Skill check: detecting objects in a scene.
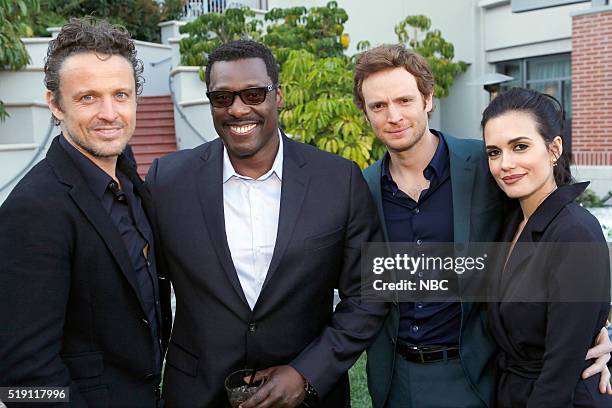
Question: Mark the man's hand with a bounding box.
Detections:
[240,365,306,408]
[582,325,612,394]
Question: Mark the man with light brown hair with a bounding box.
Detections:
[354,43,612,408]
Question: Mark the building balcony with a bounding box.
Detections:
[180,0,268,20]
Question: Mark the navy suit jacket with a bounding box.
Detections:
[146,133,388,407]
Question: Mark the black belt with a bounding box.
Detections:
[396,342,460,364]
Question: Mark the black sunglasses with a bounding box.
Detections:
[206,84,277,108]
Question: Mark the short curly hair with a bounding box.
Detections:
[44,17,144,109]
[204,40,279,89]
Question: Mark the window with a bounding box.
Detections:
[497,54,572,152]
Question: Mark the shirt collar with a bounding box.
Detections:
[222,129,283,183]
[381,129,449,182]
[59,133,114,199]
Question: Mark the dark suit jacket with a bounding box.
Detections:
[0,136,172,407]
[488,182,611,408]
[146,133,387,407]
[363,133,505,408]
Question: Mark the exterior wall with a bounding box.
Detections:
[160,20,187,45]
[169,66,218,149]
[0,44,59,204]
[481,0,582,65]
[482,1,588,57]
[573,165,612,196]
[571,8,612,166]
[134,40,173,96]
[0,142,53,204]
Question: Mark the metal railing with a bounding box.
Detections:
[0,117,55,193]
[181,0,227,19]
[180,0,267,19]
[168,68,209,144]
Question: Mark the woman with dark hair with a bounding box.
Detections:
[482,87,612,407]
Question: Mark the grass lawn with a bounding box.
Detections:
[349,352,372,408]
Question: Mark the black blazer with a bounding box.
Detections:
[488,182,611,407]
[146,133,388,407]
[0,136,172,407]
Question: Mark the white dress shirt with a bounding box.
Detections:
[222,132,283,309]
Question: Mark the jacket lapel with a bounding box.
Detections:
[196,140,249,305]
[497,182,589,299]
[446,138,477,244]
[500,240,536,300]
[262,135,309,290]
[69,184,148,311]
[499,211,536,300]
[444,135,480,319]
[363,158,389,241]
[46,137,148,315]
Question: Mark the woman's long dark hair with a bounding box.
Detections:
[481,87,573,186]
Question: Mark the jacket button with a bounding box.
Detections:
[144,373,155,380]
[248,323,256,332]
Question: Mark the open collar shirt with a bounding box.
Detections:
[222,130,283,310]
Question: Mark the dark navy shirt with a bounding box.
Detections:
[60,135,162,368]
[381,130,461,345]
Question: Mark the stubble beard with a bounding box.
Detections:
[388,120,428,154]
[63,125,129,159]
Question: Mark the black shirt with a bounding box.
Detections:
[59,135,162,368]
[381,130,461,345]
